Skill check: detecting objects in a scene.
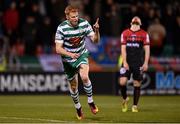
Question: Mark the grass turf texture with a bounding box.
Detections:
[0,95,180,123]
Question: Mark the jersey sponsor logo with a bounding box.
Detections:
[69,37,82,47]
[126,43,140,47]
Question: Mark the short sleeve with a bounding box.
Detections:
[144,33,150,45]
[121,33,126,45]
[85,21,95,37]
[55,26,64,42]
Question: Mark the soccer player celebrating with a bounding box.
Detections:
[119,16,150,112]
[55,5,100,120]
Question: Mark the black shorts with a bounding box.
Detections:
[119,65,143,81]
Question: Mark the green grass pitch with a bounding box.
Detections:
[0,95,180,123]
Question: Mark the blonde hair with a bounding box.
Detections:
[131,16,142,25]
[64,5,79,15]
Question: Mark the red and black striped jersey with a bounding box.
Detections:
[121,28,150,66]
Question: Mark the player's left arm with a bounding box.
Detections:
[89,18,100,43]
[141,34,150,71]
[143,45,150,70]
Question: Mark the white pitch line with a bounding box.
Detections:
[0,116,67,123]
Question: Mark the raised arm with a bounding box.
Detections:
[90,18,100,43]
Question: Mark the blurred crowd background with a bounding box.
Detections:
[0,0,180,72]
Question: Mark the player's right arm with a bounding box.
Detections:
[85,18,100,44]
[121,45,129,70]
[121,32,129,70]
[92,18,100,43]
[55,42,79,59]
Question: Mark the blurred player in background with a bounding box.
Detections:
[55,5,100,120]
[119,16,150,112]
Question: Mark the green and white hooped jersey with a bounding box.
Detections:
[55,18,94,63]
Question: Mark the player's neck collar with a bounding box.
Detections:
[67,20,79,28]
[129,28,141,32]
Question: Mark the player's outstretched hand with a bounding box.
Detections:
[93,18,99,32]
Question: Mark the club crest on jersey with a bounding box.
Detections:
[132,36,135,41]
[79,28,84,34]
[120,67,126,74]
